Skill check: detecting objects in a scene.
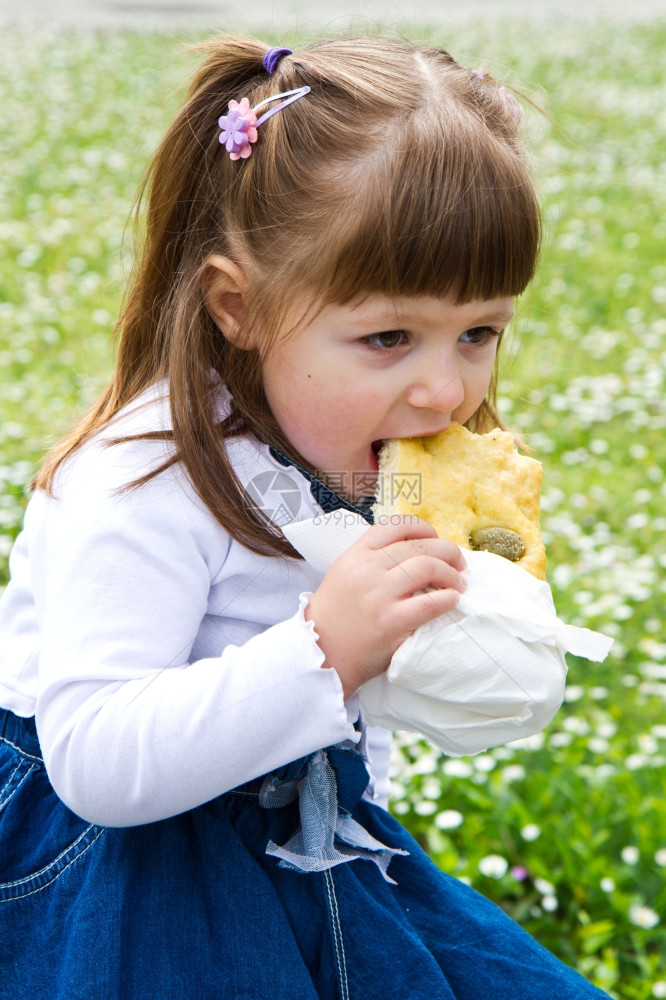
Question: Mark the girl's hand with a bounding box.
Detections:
[304,518,466,699]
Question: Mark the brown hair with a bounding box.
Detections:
[35,33,541,557]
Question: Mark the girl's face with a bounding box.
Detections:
[261,293,514,501]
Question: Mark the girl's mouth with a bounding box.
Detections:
[370,440,384,470]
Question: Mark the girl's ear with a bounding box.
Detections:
[203,254,256,348]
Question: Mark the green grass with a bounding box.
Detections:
[1,18,665,998]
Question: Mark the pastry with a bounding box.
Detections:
[375,423,546,579]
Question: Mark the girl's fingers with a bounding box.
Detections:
[362,517,440,549]
[356,517,467,574]
[379,536,466,573]
[384,554,467,599]
[392,587,462,631]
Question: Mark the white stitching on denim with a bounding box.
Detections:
[1,823,103,889]
[0,757,23,800]
[1,823,100,887]
[324,868,350,1000]
[0,826,105,902]
[0,759,37,811]
[0,735,43,763]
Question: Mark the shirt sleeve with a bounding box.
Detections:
[30,440,358,827]
[363,725,393,809]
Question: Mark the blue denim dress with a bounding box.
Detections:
[0,707,610,1000]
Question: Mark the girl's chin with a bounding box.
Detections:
[319,450,379,502]
[348,447,380,501]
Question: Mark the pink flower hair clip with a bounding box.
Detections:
[499,86,522,122]
[470,69,521,122]
[218,85,311,161]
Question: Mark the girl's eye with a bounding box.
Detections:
[459,326,501,346]
[364,330,407,350]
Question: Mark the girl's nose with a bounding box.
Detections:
[406,361,465,413]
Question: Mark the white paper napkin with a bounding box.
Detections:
[283,514,613,755]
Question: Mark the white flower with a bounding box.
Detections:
[621,846,640,865]
[595,764,616,781]
[638,734,659,755]
[550,733,572,748]
[410,754,438,775]
[655,849,666,867]
[534,877,556,896]
[435,810,464,830]
[422,779,442,800]
[542,894,558,912]
[521,824,541,842]
[629,904,660,929]
[443,759,473,778]
[652,981,666,998]
[563,716,590,735]
[501,765,526,783]
[600,877,615,893]
[478,854,509,879]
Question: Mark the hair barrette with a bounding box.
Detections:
[499,86,522,121]
[471,69,521,122]
[218,85,311,160]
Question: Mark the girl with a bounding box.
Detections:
[0,34,609,999]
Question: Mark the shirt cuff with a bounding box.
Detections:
[297,592,361,731]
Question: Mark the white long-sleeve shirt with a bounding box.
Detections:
[0,385,386,825]
[0,382,566,829]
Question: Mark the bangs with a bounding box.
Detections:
[308,117,541,308]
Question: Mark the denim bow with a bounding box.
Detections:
[259,744,408,884]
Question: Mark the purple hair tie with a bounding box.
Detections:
[263,47,292,75]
